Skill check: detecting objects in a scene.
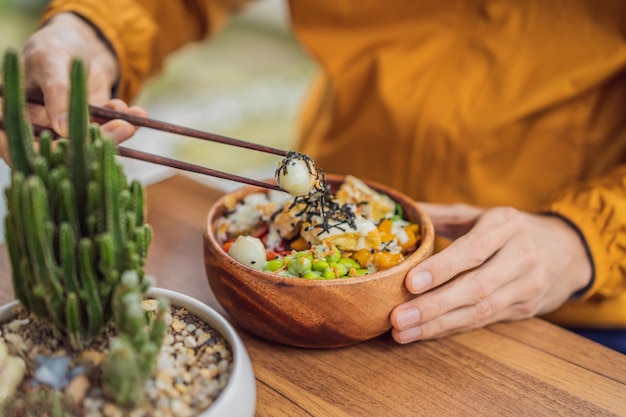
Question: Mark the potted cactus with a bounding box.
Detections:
[0,47,167,409]
[0,49,256,416]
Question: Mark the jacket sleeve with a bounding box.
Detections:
[543,163,626,326]
[41,0,252,102]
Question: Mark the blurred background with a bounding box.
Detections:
[0,0,317,242]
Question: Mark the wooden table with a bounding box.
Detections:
[1,175,625,416]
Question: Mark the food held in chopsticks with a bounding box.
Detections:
[218,174,422,279]
[275,151,321,196]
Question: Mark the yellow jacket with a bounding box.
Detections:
[42,0,626,328]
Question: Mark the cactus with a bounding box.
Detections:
[2,48,167,408]
[103,271,168,408]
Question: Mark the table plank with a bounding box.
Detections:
[143,175,226,313]
[453,328,624,415]
[242,329,625,417]
[1,174,624,417]
[489,319,626,384]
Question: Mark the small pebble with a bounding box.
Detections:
[141,299,160,312]
[103,401,123,417]
[3,333,26,352]
[197,332,211,346]
[171,318,186,332]
[34,355,71,389]
[183,336,197,349]
[129,409,147,417]
[65,373,90,405]
[79,349,105,366]
[6,318,29,332]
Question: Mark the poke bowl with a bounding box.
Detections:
[203,173,435,348]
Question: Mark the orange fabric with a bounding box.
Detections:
[41,0,626,328]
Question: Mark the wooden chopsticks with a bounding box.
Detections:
[0,87,286,192]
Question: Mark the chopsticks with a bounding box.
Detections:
[0,87,286,192]
[0,117,284,191]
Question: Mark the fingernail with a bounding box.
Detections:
[397,326,422,343]
[101,123,131,144]
[395,307,421,329]
[409,270,432,293]
[56,113,68,137]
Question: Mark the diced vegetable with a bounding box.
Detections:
[372,252,404,270]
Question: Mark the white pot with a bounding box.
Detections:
[0,287,257,417]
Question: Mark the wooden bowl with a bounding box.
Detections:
[203,175,435,348]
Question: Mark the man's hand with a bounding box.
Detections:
[390,203,592,343]
[22,12,120,137]
[0,13,147,164]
